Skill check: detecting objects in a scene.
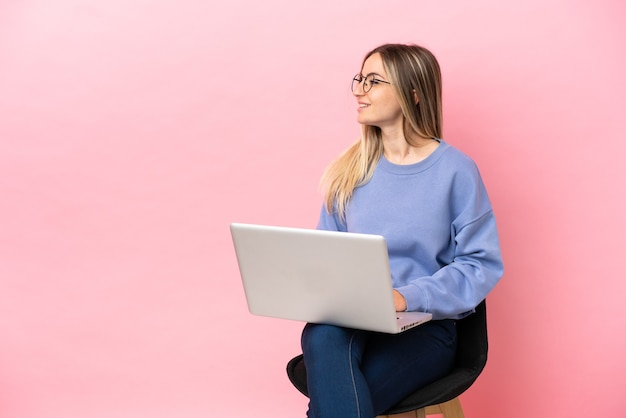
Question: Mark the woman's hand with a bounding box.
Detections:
[393,290,407,312]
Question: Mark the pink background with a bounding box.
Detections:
[1,1,625,417]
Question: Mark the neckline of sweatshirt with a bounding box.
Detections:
[377,139,449,175]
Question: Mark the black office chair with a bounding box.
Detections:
[286,300,488,418]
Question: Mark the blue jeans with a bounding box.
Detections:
[300,320,457,418]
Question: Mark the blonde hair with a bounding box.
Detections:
[321,44,444,222]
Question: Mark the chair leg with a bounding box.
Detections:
[376,411,421,418]
[377,397,464,418]
[437,397,465,418]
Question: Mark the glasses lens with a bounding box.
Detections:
[362,75,373,93]
[351,75,359,92]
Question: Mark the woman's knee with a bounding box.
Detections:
[301,323,361,356]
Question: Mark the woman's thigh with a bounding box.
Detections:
[361,320,457,414]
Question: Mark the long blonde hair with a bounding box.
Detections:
[321,44,444,222]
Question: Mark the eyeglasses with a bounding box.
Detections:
[351,73,391,93]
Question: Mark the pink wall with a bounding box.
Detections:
[1,1,625,417]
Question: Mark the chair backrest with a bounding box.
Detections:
[454,299,488,372]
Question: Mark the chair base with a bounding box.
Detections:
[376,397,465,418]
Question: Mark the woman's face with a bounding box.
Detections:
[353,53,403,132]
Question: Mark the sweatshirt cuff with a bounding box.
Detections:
[395,284,429,313]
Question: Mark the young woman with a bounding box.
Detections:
[300,44,504,418]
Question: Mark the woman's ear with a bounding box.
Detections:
[413,89,419,105]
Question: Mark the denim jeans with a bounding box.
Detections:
[300,320,457,418]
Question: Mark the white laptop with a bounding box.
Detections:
[230,223,432,334]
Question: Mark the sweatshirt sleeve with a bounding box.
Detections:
[317,204,347,232]
[397,210,503,319]
[396,165,504,320]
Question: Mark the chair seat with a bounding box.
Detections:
[286,300,488,416]
[287,354,481,415]
[383,366,478,414]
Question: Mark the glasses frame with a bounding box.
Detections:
[351,73,391,93]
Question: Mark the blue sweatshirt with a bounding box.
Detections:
[317,140,503,320]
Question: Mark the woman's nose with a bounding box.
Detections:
[352,82,365,96]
